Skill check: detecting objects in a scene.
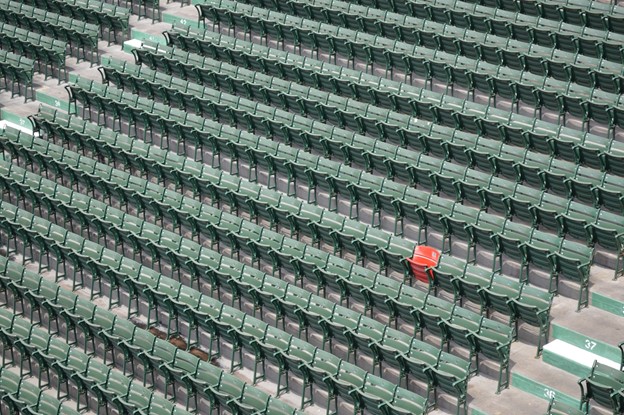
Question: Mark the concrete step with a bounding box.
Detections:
[588,264,624,318]
[550,297,623,362]
[542,339,619,378]
[591,291,624,318]
[510,342,611,415]
[551,323,622,364]
[465,373,545,415]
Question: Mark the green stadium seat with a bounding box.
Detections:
[579,361,624,414]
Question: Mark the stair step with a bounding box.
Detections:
[511,371,580,409]
[130,29,167,45]
[591,291,624,319]
[542,339,619,378]
[551,323,622,364]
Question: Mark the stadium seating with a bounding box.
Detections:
[57,78,598,305]
[0,199,435,414]
[0,0,100,64]
[0,366,82,415]
[236,0,624,95]
[401,0,624,62]
[578,360,624,415]
[12,117,555,356]
[0,255,302,415]
[19,0,130,45]
[0,22,67,82]
[97,59,624,259]
[189,0,624,129]
[457,0,624,35]
[0,124,520,394]
[0,50,34,102]
[138,34,624,171]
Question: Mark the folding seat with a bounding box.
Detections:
[235,385,272,415]
[501,185,536,225]
[259,329,293,397]
[579,361,624,414]
[300,353,337,415]
[549,242,592,310]
[299,294,332,344]
[223,317,262,385]
[280,342,316,409]
[285,204,321,243]
[331,361,365,412]
[452,265,492,313]
[212,367,246,409]
[306,212,343,254]
[350,319,389,374]
[25,373,83,415]
[0,366,28,412]
[325,168,363,216]
[257,277,291,328]
[443,304,479,355]
[414,294,452,345]
[356,375,397,415]
[428,351,471,415]
[440,209,473,256]
[507,282,552,354]
[265,237,303,281]
[464,212,505,266]
[426,258,464,301]
[473,318,512,393]
[252,192,289,231]
[278,286,310,336]
[479,273,520,321]
[316,306,355,359]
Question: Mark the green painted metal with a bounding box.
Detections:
[542,347,594,378]
[591,292,624,319]
[551,324,621,363]
[511,373,580,408]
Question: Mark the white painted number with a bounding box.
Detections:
[54,99,61,108]
[585,340,597,350]
[19,119,25,126]
[180,19,187,25]
[543,388,556,400]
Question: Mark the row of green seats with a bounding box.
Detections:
[0,150,473,387]
[0,128,516,393]
[98,57,624,254]
[148,33,624,176]
[0,257,302,415]
[389,0,624,63]
[0,304,198,414]
[120,0,161,22]
[39,96,420,278]
[578,360,624,414]
[22,116,556,351]
[0,21,67,82]
[31,106,597,304]
[19,0,129,45]
[60,77,596,291]
[430,255,553,356]
[0,200,438,415]
[0,0,99,65]
[459,0,624,34]
[189,0,624,128]
[234,0,624,94]
[0,49,34,103]
[0,366,81,415]
[132,43,624,217]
